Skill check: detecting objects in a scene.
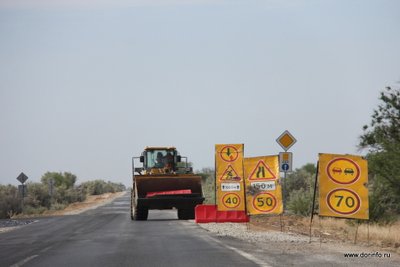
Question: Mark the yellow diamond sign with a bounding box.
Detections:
[276,130,297,151]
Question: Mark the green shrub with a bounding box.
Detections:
[0,185,21,219]
[287,188,313,216]
[196,168,215,204]
[80,180,126,196]
[22,205,47,215]
[49,203,67,211]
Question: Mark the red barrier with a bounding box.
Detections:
[195,205,249,223]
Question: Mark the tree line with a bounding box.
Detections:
[0,172,126,219]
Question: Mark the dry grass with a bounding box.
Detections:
[312,217,400,248]
[250,215,400,254]
[12,192,125,218]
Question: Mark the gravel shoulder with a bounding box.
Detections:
[198,222,400,266]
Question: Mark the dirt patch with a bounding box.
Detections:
[1,192,126,234]
[10,191,126,219]
[44,191,126,216]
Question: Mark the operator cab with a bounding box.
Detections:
[139,147,181,174]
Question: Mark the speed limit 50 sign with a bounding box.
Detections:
[244,155,283,215]
[318,154,368,220]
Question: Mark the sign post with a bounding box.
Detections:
[276,130,297,211]
[16,172,28,210]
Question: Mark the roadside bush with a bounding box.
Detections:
[24,182,51,209]
[49,203,67,211]
[287,188,312,216]
[368,174,398,224]
[0,185,21,219]
[81,180,126,196]
[196,168,215,204]
[1,171,125,217]
[53,187,86,205]
[41,172,76,189]
[22,205,47,215]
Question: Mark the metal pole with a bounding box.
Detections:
[309,162,319,243]
[283,171,287,212]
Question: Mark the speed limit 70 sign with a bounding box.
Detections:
[318,154,368,220]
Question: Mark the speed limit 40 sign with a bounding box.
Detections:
[318,154,368,220]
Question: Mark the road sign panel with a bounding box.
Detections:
[326,158,360,184]
[250,181,275,191]
[244,156,283,215]
[18,184,27,198]
[318,153,368,220]
[248,160,276,180]
[276,130,297,151]
[252,192,278,213]
[219,165,242,181]
[222,192,241,209]
[221,183,241,191]
[219,146,239,162]
[215,144,245,211]
[17,172,28,184]
[326,188,361,215]
[279,152,293,172]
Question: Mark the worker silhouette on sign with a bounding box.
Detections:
[220,165,241,181]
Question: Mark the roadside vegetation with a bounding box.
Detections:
[0,172,125,219]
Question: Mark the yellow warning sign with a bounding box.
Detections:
[215,144,245,211]
[244,156,283,215]
[248,160,276,180]
[319,153,368,220]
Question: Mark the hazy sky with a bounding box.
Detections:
[1,0,399,187]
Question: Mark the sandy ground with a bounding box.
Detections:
[42,191,126,216]
[0,191,126,234]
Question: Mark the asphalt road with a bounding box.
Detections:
[0,193,262,267]
[2,193,399,267]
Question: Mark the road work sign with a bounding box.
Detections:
[318,153,369,220]
[244,155,283,215]
[216,144,245,211]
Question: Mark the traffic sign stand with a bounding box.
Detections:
[309,161,319,243]
[16,172,29,211]
[276,131,296,213]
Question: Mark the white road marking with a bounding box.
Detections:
[10,255,38,267]
[199,232,272,267]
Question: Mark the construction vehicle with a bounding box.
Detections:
[131,147,204,220]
